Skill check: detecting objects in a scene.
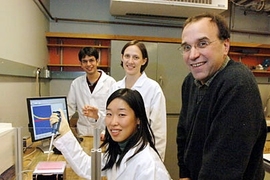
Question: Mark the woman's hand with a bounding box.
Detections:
[83,105,99,120]
[50,109,71,136]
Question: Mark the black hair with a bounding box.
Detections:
[120,40,149,73]
[78,47,99,62]
[100,88,159,170]
[183,12,230,40]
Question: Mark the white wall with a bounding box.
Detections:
[0,0,49,136]
[0,0,49,67]
[47,3,270,179]
[1,1,270,179]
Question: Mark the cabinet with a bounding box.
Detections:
[46,33,111,74]
[229,42,270,77]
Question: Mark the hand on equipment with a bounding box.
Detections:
[83,105,99,120]
[50,109,70,136]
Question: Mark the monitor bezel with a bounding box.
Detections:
[26,96,69,143]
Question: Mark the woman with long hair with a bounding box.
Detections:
[50,88,171,179]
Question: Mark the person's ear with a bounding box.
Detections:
[223,38,230,55]
[136,118,140,125]
[142,58,147,65]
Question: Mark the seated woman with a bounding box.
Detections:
[50,88,171,180]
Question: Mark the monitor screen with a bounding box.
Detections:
[26,96,69,153]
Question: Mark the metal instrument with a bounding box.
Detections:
[47,111,61,161]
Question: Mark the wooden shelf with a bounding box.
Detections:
[47,44,110,48]
[45,32,181,43]
[47,64,109,68]
[229,52,270,57]
[46,34,111,73]
[229,43,270,77]
[45,32,270,77]
[230,42,270,49]
[45,32,184,76]
[251,70,270,77]
[252,70,270,73]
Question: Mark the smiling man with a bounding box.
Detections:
[177,13,267,180]
[67,47,116,137]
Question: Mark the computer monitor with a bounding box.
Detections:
[26,96,69,153]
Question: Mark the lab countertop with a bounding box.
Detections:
[22,136,106,180]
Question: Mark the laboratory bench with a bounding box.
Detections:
[22,136,106,180]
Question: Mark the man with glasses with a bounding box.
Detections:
[67,47,116,138]
[177,13,267,180]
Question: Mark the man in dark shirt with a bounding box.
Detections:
[177,13,267,180]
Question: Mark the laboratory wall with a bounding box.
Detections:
[2,0,270,179]
[47,0,270,102]
[49,0,270,42]
[47,1,270,180]
[0,0,49,135]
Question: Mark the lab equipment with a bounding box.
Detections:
[47,111,61,160]
[26,96,69,153]
[91,127,101,180]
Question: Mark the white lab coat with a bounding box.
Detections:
[110,72,167,161]
[54,131,171,180]
[67,70,116,136]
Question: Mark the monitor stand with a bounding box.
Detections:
[36,139,53,154]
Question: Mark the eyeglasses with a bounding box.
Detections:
[178,39,218,54]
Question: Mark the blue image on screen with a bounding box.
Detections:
[33,105,52,135]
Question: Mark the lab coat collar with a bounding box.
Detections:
[82,69,108,93]
[112,143,142,178]
[120,72,148,89]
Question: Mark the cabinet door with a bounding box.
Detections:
[110,40,158,81]
[157,43,189,114]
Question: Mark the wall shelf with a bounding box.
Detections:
[45,32,182,77]
[251,70,270,77]
[46,32,270,77]
[47,44,110,49]
[46,34,111,73]
[229,42,270,76]
[229,52,270,57]
[47,64,109,67]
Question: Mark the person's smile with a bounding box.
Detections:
[190,61,206,68]
[109,128,122,137]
